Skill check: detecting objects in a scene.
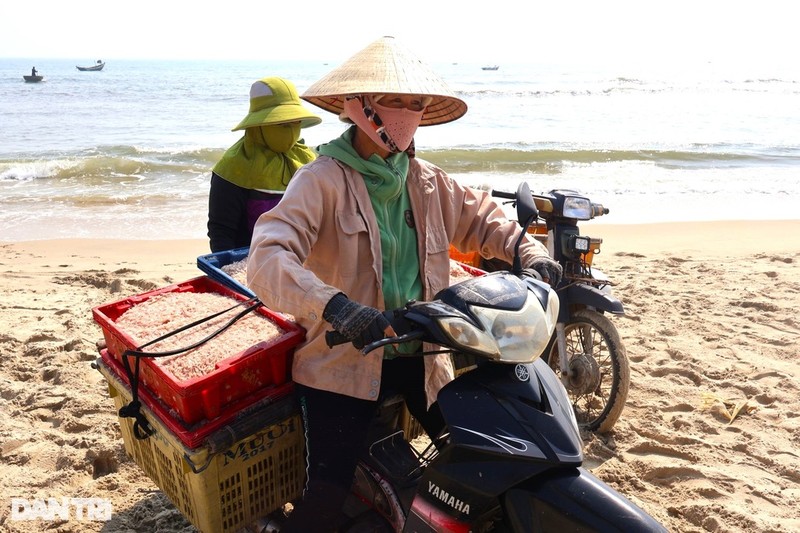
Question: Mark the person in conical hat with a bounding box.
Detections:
[247,37,561,531]
[207,76,321,252]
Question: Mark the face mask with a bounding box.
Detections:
[259,123,301,153]
[371,100,424,152]
[343,96,424,153]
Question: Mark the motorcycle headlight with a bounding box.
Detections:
[562,196,592,220]
[570,235,590,253]
[438,290,558,363]
[439,315,501,358]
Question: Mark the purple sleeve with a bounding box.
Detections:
[246,194,282,235]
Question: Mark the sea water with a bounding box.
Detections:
[1,57,798,241]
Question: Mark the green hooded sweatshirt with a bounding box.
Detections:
[318,127,422,355]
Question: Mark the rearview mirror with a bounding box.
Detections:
[511,182,539,274]
[515,182,538,227]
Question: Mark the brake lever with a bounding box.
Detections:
[361,331,425,355]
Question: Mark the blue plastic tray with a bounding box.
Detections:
[196,247,255,298]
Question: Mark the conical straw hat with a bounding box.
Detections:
[302,36,467,126]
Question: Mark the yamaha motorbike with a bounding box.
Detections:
[488,188,629,434]
[273,182,663,532]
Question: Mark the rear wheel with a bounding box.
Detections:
[545,310,629,433]
[340,512,394,532]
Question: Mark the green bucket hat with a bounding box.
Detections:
[232,77,322,131]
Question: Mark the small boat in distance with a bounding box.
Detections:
[481,65,499,71]
[77,60,105,71]
[23,75,44,83]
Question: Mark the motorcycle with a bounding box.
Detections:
[487,188,629,434]
[282,182,663,532]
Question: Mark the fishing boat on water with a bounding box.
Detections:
[24,66,43,82]
[481,65,499,71]
[77,60,105,71]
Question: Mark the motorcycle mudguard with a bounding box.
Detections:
[565,283,624,314]
[502,467,666,532]
[438,359,583,472]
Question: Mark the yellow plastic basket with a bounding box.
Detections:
[97,360,305,533]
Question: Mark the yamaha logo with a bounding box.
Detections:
[514,364,530,381]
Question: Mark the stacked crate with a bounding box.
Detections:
[92,275,306,533]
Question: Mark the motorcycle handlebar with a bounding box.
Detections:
[493,188,554,216]
[592,203,610,217]
[325,329,426,354]
[325,330,349,348]
[492,190,516,200]
[361,331,425,354]
[495,187,611,220]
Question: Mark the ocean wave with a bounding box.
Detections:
[3,144,797,185]
[0,146,222,182]
[456,77,800,99]
[419,145,800,173]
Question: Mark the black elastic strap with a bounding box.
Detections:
[118,297,260,439]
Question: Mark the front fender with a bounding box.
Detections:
[502,467,666,532]
[563,283,624,314]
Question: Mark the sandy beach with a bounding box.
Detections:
[1,220,799,532]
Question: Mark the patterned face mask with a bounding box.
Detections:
[343,95,424,153]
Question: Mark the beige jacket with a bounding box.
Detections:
[247,155,549,405]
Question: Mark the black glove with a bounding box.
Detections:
[323,293,390,350]
[526,256,562,287]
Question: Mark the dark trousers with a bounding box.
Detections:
[280,356,445,532]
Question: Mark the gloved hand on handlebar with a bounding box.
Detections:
[323,293,392,350]
[525,255,563,287]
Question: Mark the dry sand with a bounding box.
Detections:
[1,221,799,532]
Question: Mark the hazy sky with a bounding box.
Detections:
[1,0,795,67]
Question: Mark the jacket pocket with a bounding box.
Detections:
[425,223,450,255]
[339,213,367,236]
[424,224,451,296]
[336,213,372,279]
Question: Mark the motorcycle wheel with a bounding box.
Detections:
[340,512,394,532]
[545,309,629,433]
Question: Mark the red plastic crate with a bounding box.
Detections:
[92,276,305,425]
[460,262,486,277]
[448,244,481,268]
[96,348,295,449]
